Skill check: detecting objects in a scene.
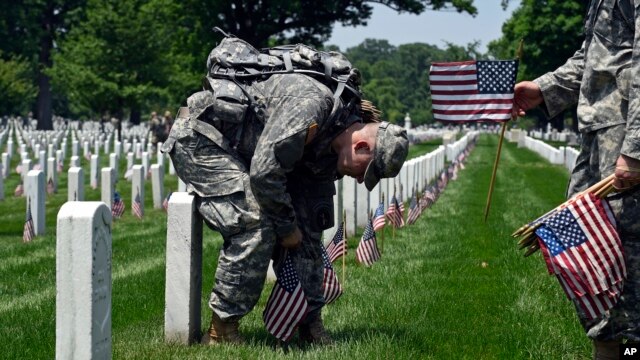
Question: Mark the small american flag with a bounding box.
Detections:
[421,187,437,211]
[356,218,380,266]
[406,192,421,225]
[84,151,92,161]
[326,222,346,263]
[535,193,626,320]
[162,191,173,211]
[23,199,35,242]
[132,189,143,219]
[15,164,22,174]
[112,192,125,218]
[398,191,405,219]
[372,201,386,231]
[437,170,448,192]
[321,248,343,305]
[14,183,24,197]
[429,60,518,122]
[57,160,63,173]
[46,178,55,195]
[448,163,458,181]
[386,194,404,228]
[263,255,308,341]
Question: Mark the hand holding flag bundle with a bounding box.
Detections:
[512,174,625,319]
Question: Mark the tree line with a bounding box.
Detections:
[0,0,584,130]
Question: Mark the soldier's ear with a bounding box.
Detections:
[354,140,371,153]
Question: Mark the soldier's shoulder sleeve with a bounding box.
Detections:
[533,43,585,118]
[620,4,640,159]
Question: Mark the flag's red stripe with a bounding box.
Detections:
[432,99,513,105]
[430,60,476,67]
[433,108,512,116]
[430,90,480,96]
[429,80,477,85]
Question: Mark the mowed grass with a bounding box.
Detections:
[0,133,590,359]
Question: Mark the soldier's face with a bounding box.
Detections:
[336,141,374,183]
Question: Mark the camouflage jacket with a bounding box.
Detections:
[189,73,357,238]
[534,0,640,159]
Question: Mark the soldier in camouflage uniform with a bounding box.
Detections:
[163,61,408,344]
[513,0,640,358]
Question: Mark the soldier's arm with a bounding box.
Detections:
[621,9,640,161]
[533,42,586,118]
[249,96,331,240]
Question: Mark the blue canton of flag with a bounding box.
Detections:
[321,248,343,305]
[263,255,308,341]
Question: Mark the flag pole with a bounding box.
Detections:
[342,209,346,286]
[392,184,396,242]
[380,191,385,254]
[483,39,524,223]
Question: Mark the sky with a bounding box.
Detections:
[327,1,518,53]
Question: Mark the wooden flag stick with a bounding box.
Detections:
[484,39,524,223]
[483,121,507,222]
[342,209,346,286]
[380,191,385,254]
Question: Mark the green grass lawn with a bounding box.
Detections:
[0,133,590,359]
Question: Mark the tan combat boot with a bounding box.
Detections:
[592,340,619,360]
[201,312,245,345]
[298,316,333,345]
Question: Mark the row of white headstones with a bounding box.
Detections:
[54,131,478,359]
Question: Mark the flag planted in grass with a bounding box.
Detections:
[112,192,125,218]
[386,194,404,228]
[429,60,518,122]
[263,255,308,342]
[407,192,421,225]
[321,248,343,305]
[534,193,625,320]
[23,199,35,242]
[46,178,54,195]
[132,189,143,219]
[372,201,386,231]
[356,218,381,266]
[14,183,24,197]
[162,191,172,211]
[326,222,346,263]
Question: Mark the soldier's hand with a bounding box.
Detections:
[613,154,640,191]
[280,227,302,249]
[512,81,544,119]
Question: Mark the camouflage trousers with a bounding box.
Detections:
[167,123,325,322]
[568,124,640,341]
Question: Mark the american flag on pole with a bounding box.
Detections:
[112,191,125,218]
[356,218,381,266]
[46,178,54,195]
[57,159,63,173]
[534,193,626,320]
[386,194,404,228]
[326,222,346,263]
[263,255,308,341]
[429,60,518,122]
[14,183,24,197]
[23,199,35,242]
[406,192,421,225]
[321,248,343,305]
[132,188,143,219]
[372,201,386,231]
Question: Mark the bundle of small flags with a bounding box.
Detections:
[512,175,624,319]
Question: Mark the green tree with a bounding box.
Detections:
[0,0,86,129]
[49,0,195,123]
[0,55,37,116]
[488,0,586,131]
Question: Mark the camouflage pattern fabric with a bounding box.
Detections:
[162,73,357,321]
[533,0,640,341]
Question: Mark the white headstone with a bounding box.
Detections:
[151,164,164,209]
[156,142,164,168]
[27,170,45,235]
[39,150,46,171]
[90,155,100,189]
[114,142,122,159]
[2,152,9,178]
[56,202,112,360]
[126,152,134,172]
[68,167,84,202]
[72,140,79,157]
[101,168,114,209]
[21,159,32,182]
[83,141,90,158]
[132,165,144,217]
[109,153,118,180]
[70,156,80,168]
[0,166,3,200]
[7,140,13,158]
[164,192,202,344]
[142,152,150,178]
[48,144,55,159]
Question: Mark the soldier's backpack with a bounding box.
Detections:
[200,28,364,125]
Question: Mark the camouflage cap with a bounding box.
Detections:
[364,122,409,191]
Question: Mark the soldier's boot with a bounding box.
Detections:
[298,315,333,345]
[592,340,619,360]
[201,312,245,345]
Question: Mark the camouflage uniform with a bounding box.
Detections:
[163,73,360,322]
[533,0,640,341]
